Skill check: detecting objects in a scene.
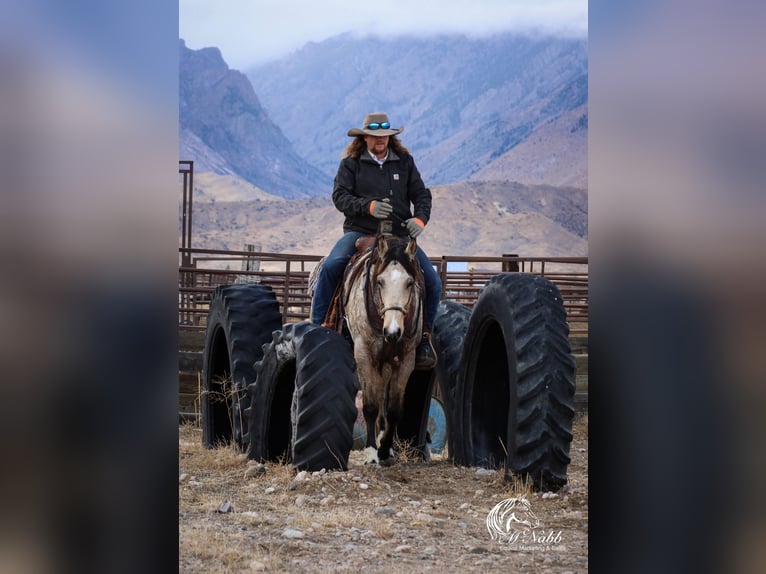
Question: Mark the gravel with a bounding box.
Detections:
[179,414,588,573]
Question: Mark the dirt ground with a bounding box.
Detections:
[179,414,588,573]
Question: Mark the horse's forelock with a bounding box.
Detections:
[377,237,418,278]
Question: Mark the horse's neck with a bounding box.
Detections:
[343,253,373,335]
[342,250,372,302]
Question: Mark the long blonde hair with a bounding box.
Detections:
[342,135,410,159]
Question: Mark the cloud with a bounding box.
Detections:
[179,0,587,69]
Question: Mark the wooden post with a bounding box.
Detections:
[501,253,519,273]
[242,243,261,272]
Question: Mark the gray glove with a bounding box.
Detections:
[405,218,425,238]
[369,199,393,219]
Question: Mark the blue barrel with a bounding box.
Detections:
[427,397,447,454]
[352,409,366,450]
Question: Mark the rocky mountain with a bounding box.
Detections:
[247,33,587,188]
[180,33,588,257]
[470,104,588,188]
[179,39,332,198]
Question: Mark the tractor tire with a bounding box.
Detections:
[456,273,576,491]
[246,322,358,471]
[201,284,282,450]
[431,300,472,462]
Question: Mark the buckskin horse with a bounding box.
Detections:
[322,233,424,465]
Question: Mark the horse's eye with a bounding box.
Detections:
[376,278,384,288]
[407,278,414,288]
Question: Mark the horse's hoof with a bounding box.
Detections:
[363,446,379,465]
[379,456,396,467]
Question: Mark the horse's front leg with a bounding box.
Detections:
[362,398,380,464]
[377,371,407,466]
[357,356,382,465]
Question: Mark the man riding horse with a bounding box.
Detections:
[311,112,441,369]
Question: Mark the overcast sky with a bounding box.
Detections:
[179,0,587,69]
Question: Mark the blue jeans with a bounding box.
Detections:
[311,232,442,331]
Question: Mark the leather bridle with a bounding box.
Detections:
[364,244,423,339]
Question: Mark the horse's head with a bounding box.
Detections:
[373,235,419,343]
[486,496,542,541]
[503,497,541,530]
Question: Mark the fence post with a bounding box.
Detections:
[179,160,194,268]
[283,260,291,323]
[501,253,519,273]
[439,256,448,300]
[242,243,261,273]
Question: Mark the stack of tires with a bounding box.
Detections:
[200,273,576,491]
[200,284,357,471]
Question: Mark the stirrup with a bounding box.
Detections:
[414,333,437,370]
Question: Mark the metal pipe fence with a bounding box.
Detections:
[178,247,588,344]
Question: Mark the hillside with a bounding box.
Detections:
[470,105,588,188]
[187,174,587,257]
[247,33,587,188]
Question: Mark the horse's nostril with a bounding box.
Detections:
[385,330,401,343]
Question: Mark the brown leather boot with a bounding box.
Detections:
[414,331,437,370]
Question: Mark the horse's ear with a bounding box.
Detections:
[376,234,388,257]
[406,237,417,260]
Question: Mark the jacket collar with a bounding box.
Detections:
[361,149,400,164]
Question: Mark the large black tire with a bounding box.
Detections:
[431,300,473,461]
[201,284,283,450]
[246,322,358,471]
[456,273,576,490]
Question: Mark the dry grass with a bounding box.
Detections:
[198,374,244,434]
[391,436,423,464]
[179,414,589,572]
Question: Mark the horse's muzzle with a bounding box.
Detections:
[383,327,402,343]
[381,305,406,343]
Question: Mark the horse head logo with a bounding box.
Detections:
[486,496,541,542]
